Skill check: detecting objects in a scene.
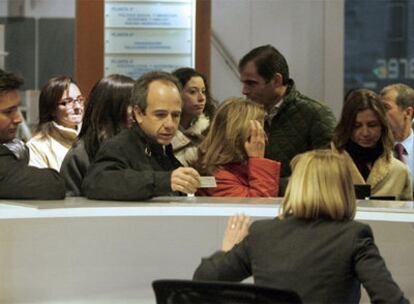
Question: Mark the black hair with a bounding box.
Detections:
[79,74,134,160]
[172,67,217,119]
[238,45,289,84]
[0,69,24,93]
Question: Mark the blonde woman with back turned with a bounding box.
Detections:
[196,97,280,197]
[194,150,408,303]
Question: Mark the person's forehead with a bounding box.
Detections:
[356,109,378,121]
[381,89,398,103]
[148,80,179,93]
[185,76,205,88]
[0,90,20,109]
[240,61,263,80]
[63,83,81,98]
[147,81,181,109]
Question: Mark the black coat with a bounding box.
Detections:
[60,139,90,197]
[194,217,408,304]
[0,145,65,199]
[82,125,181,201]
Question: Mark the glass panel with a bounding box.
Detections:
[0,1,75,136]
[345,0,414,95]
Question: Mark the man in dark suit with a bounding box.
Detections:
[82,71,200,201]
[380,84,414,183]
[0,69,65,199]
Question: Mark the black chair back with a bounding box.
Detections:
[152,279,302,304]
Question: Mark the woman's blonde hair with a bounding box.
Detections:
[281,149,356,220]
[196,97,265,175]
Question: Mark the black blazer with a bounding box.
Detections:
[0,145,65,199]
[194,217,408,304]
[82,125,181,201]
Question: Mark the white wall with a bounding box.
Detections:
[23,0,75,18]
[0,1,9,17]
[211,0,344,118]
[0,0,75,18]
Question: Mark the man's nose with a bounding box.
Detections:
[163,115,176,129]
[242,85,250,96]
[13,110,23,125]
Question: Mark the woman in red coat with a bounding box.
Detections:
[196,97,280,197]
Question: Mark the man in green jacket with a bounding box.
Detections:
[239,45,336,195]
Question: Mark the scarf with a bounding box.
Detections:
[3,138,30,163]
[345,141,383,181]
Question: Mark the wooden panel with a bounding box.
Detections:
[196,0,211,82]
[75,0,104,96]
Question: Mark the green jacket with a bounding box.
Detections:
[265,80,336,194]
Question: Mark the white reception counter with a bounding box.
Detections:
[1,196,414,221]
[0,197,413,303]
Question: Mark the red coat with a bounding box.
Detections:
[197,157,280,197]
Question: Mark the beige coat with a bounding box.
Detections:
[333,144,413,200]
[27,122,78,171]
[172,114,209,166]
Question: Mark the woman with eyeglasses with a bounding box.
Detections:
[27,76,84,171]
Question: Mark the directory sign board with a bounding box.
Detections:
[105,54,191,80]
[104,0,195,78]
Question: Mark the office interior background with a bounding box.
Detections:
[1,0,413,123]
[0,1,414,303]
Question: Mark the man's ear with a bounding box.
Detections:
[272,73,284,87]
[133,105,144,124]
[405,106,414,120]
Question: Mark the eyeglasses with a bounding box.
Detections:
[58,96,85,108]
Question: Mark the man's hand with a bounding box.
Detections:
[244,120,266,158]
[171,167,200,194]
[222,214,250,252]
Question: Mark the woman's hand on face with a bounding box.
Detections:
[222,214,251,252]
[244,120,266,158]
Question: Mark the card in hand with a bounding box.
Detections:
[199,176,217,188]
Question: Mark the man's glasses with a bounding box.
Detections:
[58,96,85,108]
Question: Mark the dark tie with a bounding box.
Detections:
[394,143,406,163]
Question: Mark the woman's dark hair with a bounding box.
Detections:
[332,88,393,160]
[37,76,75,135]
[172,67,216,119]
[79,74,134,160]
